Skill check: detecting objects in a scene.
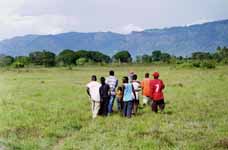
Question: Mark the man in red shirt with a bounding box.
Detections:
[150,72,165,113]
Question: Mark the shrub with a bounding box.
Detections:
[192,61,201,68]
[201,61,216,69]
[0,56,14,67]
[177,62,193,68]
[76,58,88,65]
[12,62,25,68]
[175,60,184,65]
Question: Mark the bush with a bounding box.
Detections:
[201,61,216,69]
[12,62,25,68]
[0,56,14,67]
[192,61,201,68]
[76,58,88,65]
[175,60,184,64]
[221,58,228,64]
[177,62,193,68]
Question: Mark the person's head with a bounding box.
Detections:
[109,70,114,76]
[117,86,123,91]
[100,77,105,85]
[145,73,149,78]
[152,72,159,79]
[132,74,137,80]
[122,76,128,83]
[129,71,134,75]
[91,75,97,81]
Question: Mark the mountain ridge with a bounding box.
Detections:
[0,19,228,56]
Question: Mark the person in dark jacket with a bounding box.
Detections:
[99,77,110,116]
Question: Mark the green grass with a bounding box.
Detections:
[0,65,228,150]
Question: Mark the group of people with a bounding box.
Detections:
[86,70,165,118]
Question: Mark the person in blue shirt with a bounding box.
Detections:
[122,76,136,118]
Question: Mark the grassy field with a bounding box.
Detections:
[0,65,228,150]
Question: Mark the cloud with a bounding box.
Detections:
[0,0,25,15]
[0,0,80,40]
[186,19,214,26]
[0,0,228,40]
[121,24,144,34]
[0,14,80,40]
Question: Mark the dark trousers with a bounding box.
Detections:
[123,101,133,118]
[151,99,165,113]
[132,99,139,114]
[99,97,109,116]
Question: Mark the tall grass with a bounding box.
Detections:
[0,65,228,150]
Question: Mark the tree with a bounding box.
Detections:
[160,53,171,63]
[13,56,30,68]
[29,51,44,65]
[89,51,111,63]
[15,56,30,65]
[113,51,132,63]
[42,51,56,67]
[76,58,88,65]
[57,49,76,66]
[136,56,142,63]
[142,55,152,63]
[215,46,228,64]
[152,50,162,61]
[192,52,212,60]
[0,55,14,66]
[75,50,111,63]
[29,50,56,66]
[75,50,90,60]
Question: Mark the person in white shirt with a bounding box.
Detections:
[86,75,101,118]
[131,74,141,114]
[106,70,118,115]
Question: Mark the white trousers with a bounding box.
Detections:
[91,100,100,118]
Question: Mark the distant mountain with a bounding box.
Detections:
[0,19,228,57]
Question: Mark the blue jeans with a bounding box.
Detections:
[123,101,133,118]
[116,98,123,111]
[108,95,115,114]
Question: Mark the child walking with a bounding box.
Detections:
[116,86,123,112]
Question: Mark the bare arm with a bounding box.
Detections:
[132,85,136,99]
[122,85,125,100]
[86,88,90,97]
[161,80,165,89]
[115,80,118,88]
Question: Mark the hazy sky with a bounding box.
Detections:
[0,0,228,40]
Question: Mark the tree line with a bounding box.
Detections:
[0,46,228,68]
[0,50,132,68]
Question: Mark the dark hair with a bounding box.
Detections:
[132,74,137,80]
[145,73,149,78]
[91,75,97,81]
[100,77,106,84]
[109,70,114,76]
[117,86,123,91]
[122,76,128,83]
